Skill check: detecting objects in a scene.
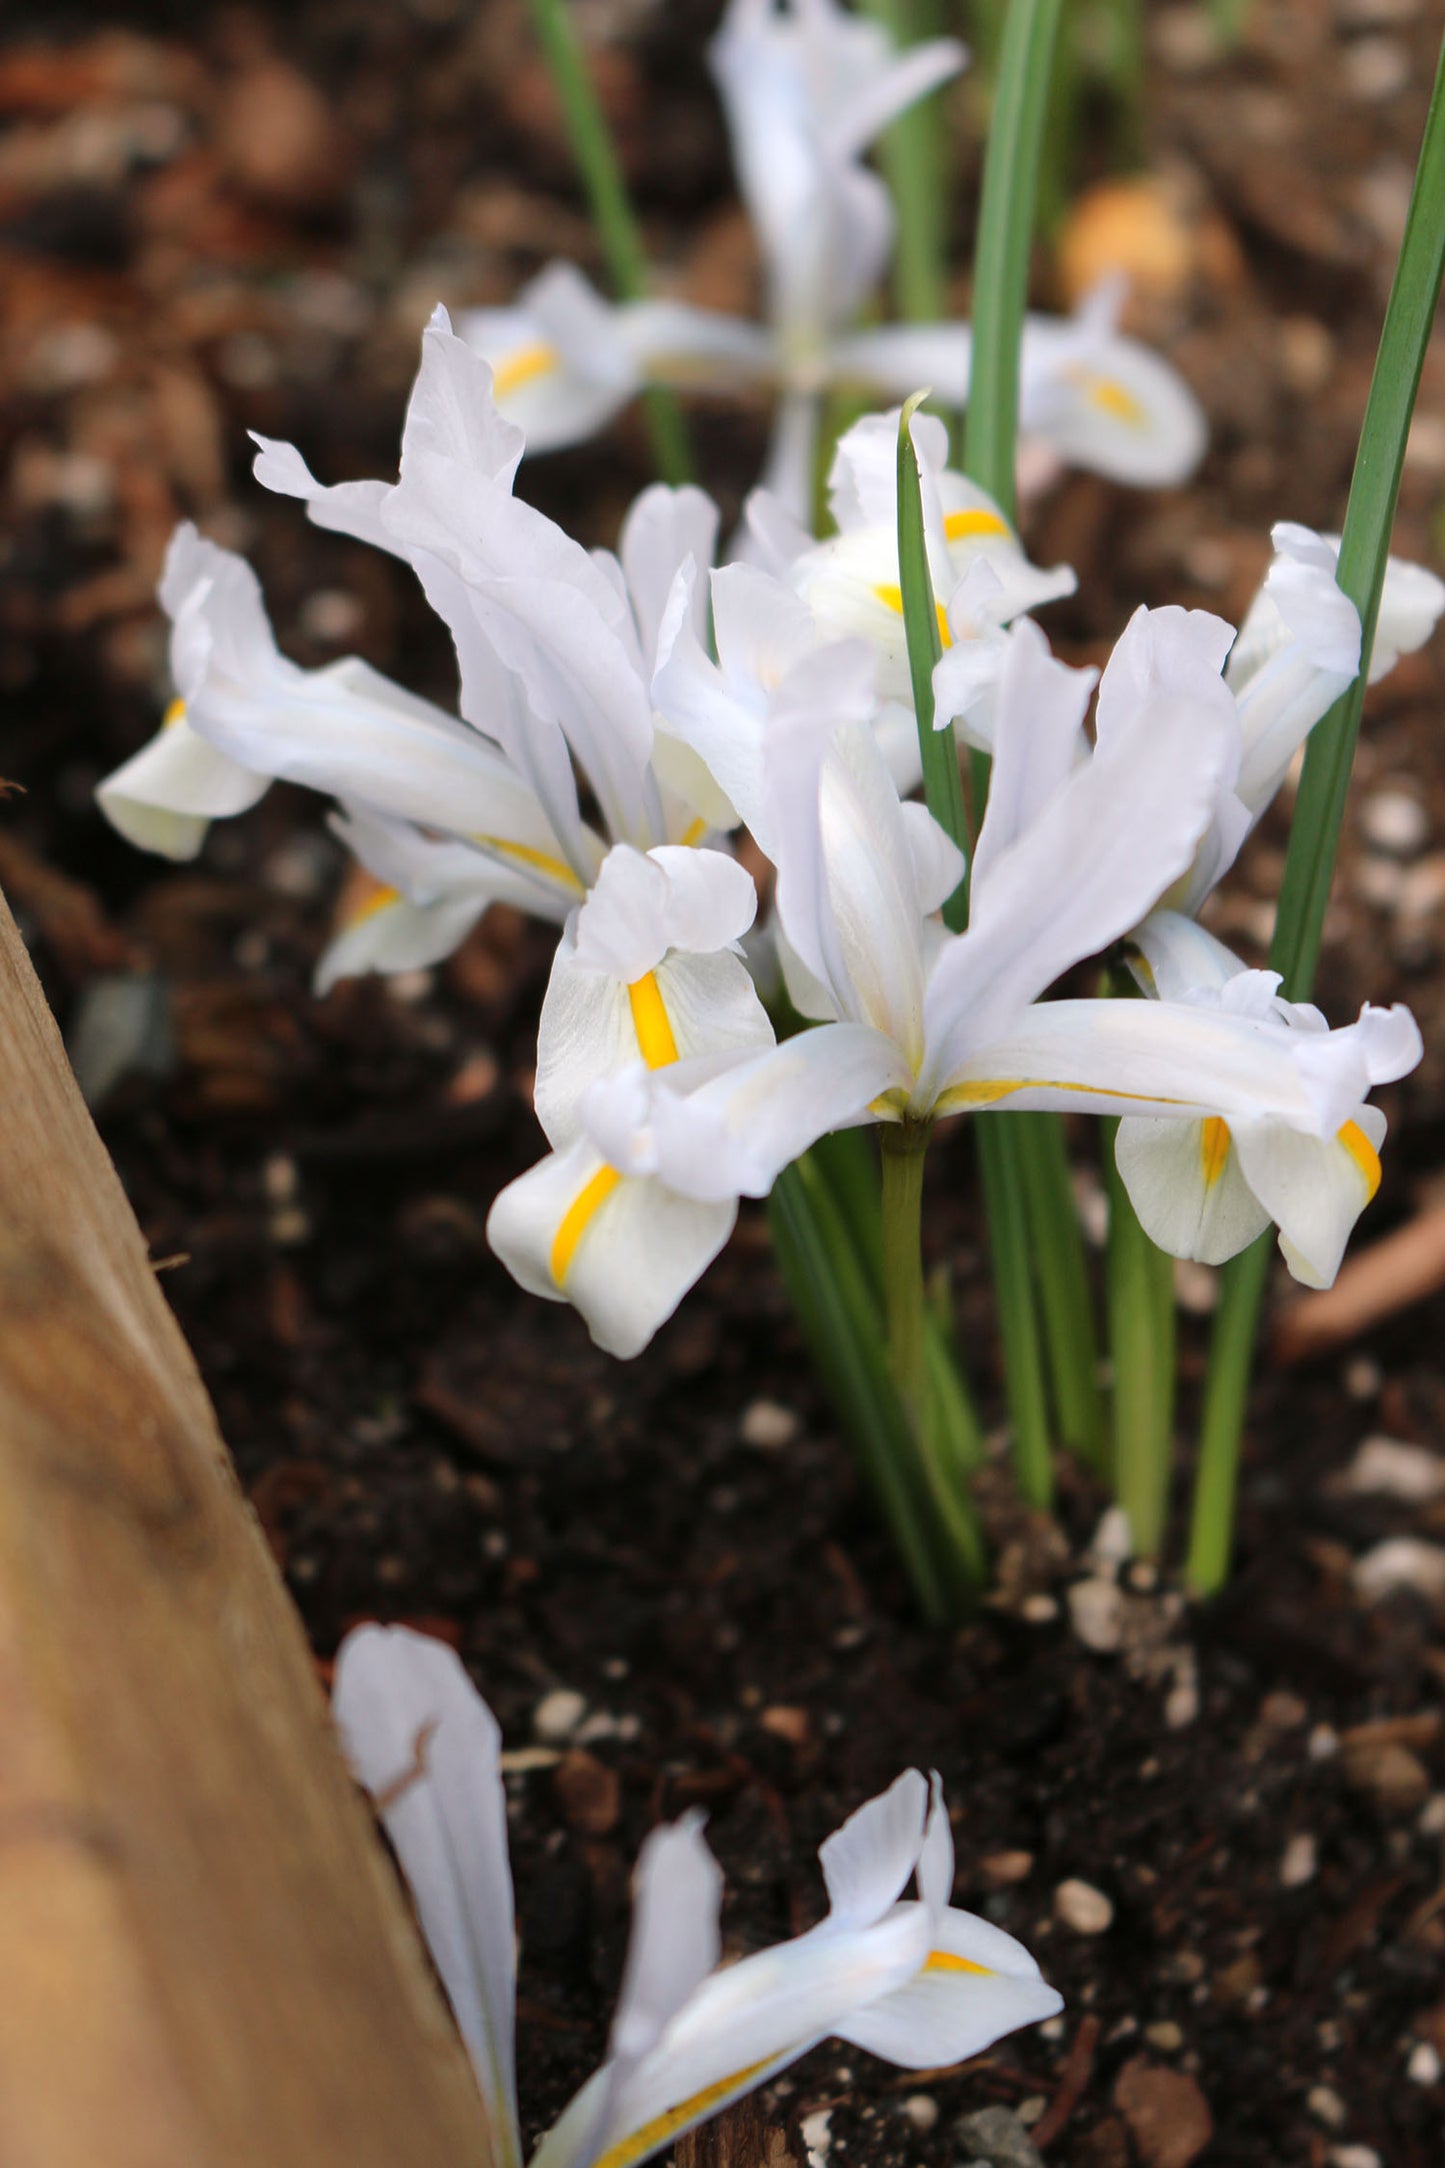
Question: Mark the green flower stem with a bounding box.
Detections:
[976,1121,1053,1508]
[772,1160,971,1619]
[963,0,1063,516]
[861,0,953,323]
[880,1121,931,1419]
[959,0,1102,1491]
[897,398,1031,1525]
[525,0,692,484]
[812,1128,986,1471]
[1016,1111,1108,1469]
[1186,1236,1270,1594]
[1104,1121,1176,1555]
[897,393,968,925]
[1189,29,1445,1596]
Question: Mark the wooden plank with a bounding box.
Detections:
[0,888,497,2168]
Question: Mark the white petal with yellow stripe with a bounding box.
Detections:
[489,1024,907,1358]
[96,522,281,859]
[1234,1106,1388,1289]
[486,1132,738,1361]
[935,996,1414,1142]
[459,265,774,456]
[1113,1112,1272,1269]
[1016,281,1207,489]
[786,412,1074,716]
[532,843,772,1147]
[97,699,269,861]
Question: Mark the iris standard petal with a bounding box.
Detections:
[819,1769,930,1926]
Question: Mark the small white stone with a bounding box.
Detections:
[1406,2040,1442,2084]
[1015,2096,1048,2128]
[1360,789,1429,858]
[1054,1878,1114,1934]
[1068,1577,1125,1653]
[1021,1593,1060,1624]
[1307,2086,1348,2130]
[1280,1832,1318,1888]
[1338,1436,1444,1502]
[1309,1723,1341,1761]
[263,1153,299,1205]
[801,2108,832,2165]
[902,2095,938,2132]
[1344,1356,1382,1401]
[1091,1504,1135,1569]
[1353,1537,1445,1607]
[1173,1259,1218,1314]
[1417,1792,1445,1835]
[740,1398,799,1449]
[1354,855,1406,911]
[1398,854,1445,920]
[1343,36,1412,102]
[533,1688,587,1743]
[499,1745,562,1774]
[1146,2020,1184,2052]
[1165,1677,1200,1730]
[575,1711,622,1744]
[299,587,366,646]
[1329,2147,1382,2168]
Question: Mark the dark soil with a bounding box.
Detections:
[2,5,1444,2165]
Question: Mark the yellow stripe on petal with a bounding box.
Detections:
[345,880,402,929]
[871,581,953,650]
[1199,1116,1231,1190]
[679,816,708,847]
[470,833,586,896]
[589,2056,778,2168]
[944,507,1011,544]
[162,697,187,731]
[1338,1118,1382,1201]
[629,970,679,1069]
[923,1949,991,1977]
[939,1076,1193,1115]
[491,342,559,399]
[1066,367,1147,428]
[550,1165,622,1286]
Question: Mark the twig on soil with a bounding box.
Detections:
[1030,2013,1100,2151]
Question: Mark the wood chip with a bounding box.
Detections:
[1113,2059,1213,2168]
[1274,1201,1445,1363]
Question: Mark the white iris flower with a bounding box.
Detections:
[487,820,898,1360]
[333,1623,1063,2168]
[97,315,739,992]
[460,3,1203,517]
[1116,911,1413,1288]
[746,609,1416,1139]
